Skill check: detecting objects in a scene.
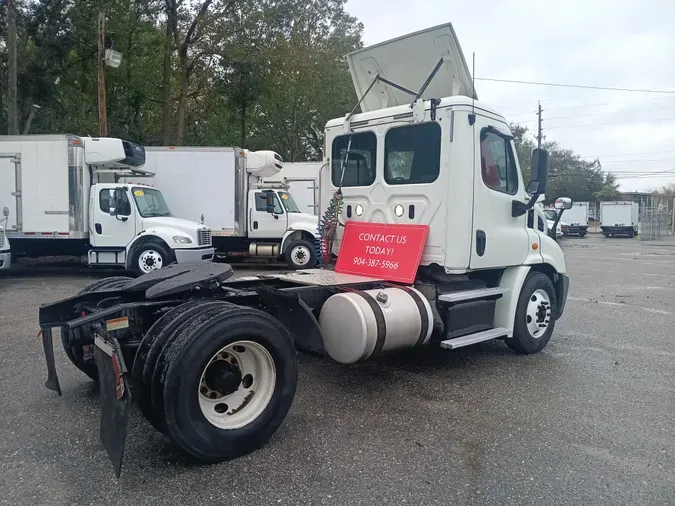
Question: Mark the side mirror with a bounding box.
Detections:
[536,194,545,204]
[113,188,130,217]
[555,197,573,210]
[265,191,275,214]
[527,148,549,195]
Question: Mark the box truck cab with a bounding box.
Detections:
[128,148,319,269]
[0,135,214,276]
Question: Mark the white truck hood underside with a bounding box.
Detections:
[346,23,475,113]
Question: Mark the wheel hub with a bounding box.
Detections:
[292,246,310,266]
[526,289,552,338]
[203,360,242,397]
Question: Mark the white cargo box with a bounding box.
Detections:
[0,135,89,236]
[564,202,589,226]
[128,147,243,236]
[264,161,325,215]
[600,201,639,227]
[347,23,475,113]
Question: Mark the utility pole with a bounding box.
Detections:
[536,101,544,148]
[7,0,19,134]
[97,9,108,137]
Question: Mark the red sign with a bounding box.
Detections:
[334,222,429,284]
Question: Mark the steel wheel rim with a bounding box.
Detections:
[198,340,276,430]
[526,289,552,338]
[291,245,311,266]
[139,250,163,273]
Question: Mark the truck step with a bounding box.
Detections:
[437,287,509,303]
[440,327,509,350]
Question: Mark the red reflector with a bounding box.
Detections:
[41,232,51,236]
[81,311,86,317]
[111,353,125,400]
[24,232,35,235]
[37,329,44,338]
[58,232,69,236]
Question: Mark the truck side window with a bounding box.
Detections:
[254,193,283,214]
[385,122,441,185]
[331,132,377,187]
[480,129,518,195]
[99,189,131,216]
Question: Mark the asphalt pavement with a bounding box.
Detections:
[0,236,673,505]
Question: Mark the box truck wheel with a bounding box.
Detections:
[61,276,133,380]
[285,239,317,269]
[153,304,297,461]
[506,272,557,355]
[131,240,172,276]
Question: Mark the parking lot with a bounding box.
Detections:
[1,235,673,506]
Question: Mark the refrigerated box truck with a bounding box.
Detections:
[563,201,589,236]
[263,161,325,215]
[600,201,639,237]
[127,147,320,268]
[0,135,214,274]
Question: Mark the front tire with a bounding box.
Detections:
[285,239,317,269]
[131,241,172,276]
[506,272,557,354]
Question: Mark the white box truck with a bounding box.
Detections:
[263,161,325,215]
[0,224,10,270]
[0,135,214,275]
[36,23,572,476]
[600,201,639,237]
[124,147,319,268]
[562,201,589,236]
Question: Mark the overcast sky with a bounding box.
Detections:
[346,0,675,192]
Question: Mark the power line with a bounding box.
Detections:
[475,78,675,95]
[507,94,675,117]
[509,104,675,120]
[580,150,675,158]
[544,116,675,130]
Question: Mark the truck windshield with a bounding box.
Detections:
[544,210,558,221]
[132,187,172,218]
[278,192,300,213]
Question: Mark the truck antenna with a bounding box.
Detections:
[469,52,476,126]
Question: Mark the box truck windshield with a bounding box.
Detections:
[132,187,172,218]
[279,192,300,213]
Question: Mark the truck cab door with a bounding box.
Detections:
[248,190,287,239]
[91,187,137,248]
[470,119,530,269]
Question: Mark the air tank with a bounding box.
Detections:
[319,287,433,364]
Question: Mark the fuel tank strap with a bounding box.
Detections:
[354,291,387,355]
[397,287,429,347]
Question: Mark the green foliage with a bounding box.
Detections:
[1,0,362,159]
[511,123,621,203]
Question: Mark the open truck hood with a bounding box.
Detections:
[347,23,475,113]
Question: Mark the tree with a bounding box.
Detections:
[511,123,619,203]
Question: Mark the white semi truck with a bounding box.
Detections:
[123,147,319,269]
[0,135,214,275]
[37,23,570,476]
[563,201,589,236]
[600,201,639,237]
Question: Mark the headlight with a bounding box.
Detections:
[394,204,404,217]
[355,204,364,216]
[173,236,192,244]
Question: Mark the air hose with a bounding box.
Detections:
[316,189,344,265]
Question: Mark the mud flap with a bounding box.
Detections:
[40,327,62,396]
[94,334,131,478]
[256,285,326,355]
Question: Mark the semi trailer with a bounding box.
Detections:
[37,23,570,477]
[0,135,214,275]
[121,147,319,269]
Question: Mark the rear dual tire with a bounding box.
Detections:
[61,276,133,380]
[133,301,298,461]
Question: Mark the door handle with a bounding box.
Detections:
[476,230,486,256]
[253,221,258,229]
[95,223,102,234]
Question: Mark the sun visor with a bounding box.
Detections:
[346,23,476,113]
